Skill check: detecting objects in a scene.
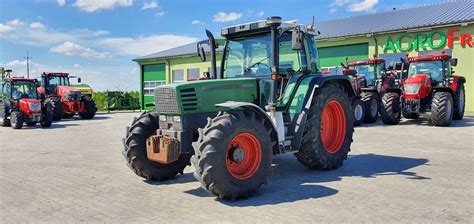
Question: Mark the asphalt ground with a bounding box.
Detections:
[0,112,473,223]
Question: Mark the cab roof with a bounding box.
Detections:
[348,58,385,66]
[41,72,69,77]
[221,19,317,38]
[3,77,37,82]
[407,53,451,62]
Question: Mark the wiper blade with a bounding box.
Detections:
[243,56,270,72]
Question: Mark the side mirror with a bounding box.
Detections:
[197,45,206,62]
[77,77,82,83]
[450,58,458,67]
[292,27,303,51]
[203,71,210,79]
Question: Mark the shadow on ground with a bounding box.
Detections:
[183,153,429,206]
[356,114,474,128]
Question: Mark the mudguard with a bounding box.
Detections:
[215,101,277,132]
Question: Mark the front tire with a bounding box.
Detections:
[122,111,191,181]
[191,111,275,200]
[47,97,63,121]
[380,92,401,125]
[453,83,465,120]
[431,92,453,126]
[10,111,24,129]
[352,98,364,126]
[41,103,53,128]
[295,83,354,170]
[361,92,379,123]
[79,97,97,119]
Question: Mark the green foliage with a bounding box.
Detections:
[92,91,140,111]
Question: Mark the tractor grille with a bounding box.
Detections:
[64,91,81,102]
[155,87,179,113]
[180,88,197,112]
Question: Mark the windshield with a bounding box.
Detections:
[349,64,379,86]
[408,61,443,82]
[223,31,307,79]
[49,75,70,86]
[12,81,38,100]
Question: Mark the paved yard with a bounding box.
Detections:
[0,112,473,223]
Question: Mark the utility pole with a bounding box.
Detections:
[25,51,32,78]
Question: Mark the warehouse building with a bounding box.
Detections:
[134,1,473,111]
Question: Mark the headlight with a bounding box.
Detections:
[404,84,421,94]
[28,102,41,111]
[159,115,167,122]
[173,116,181,122]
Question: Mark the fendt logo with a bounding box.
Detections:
[383,28,473,52]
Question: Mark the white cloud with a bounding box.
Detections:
[330,0,378,13]
[257,11,264,17]
[348,0,378,12]
[6,19,25,26]
[142,1,157,10]
[0,24,14,33]
[98,35,198,56]
[57,0,66,6]
[213,12,242,22]
[155,11,167,16]
[73,0,133,13]
[50,42,110,59]
[74,64,81,68]
[30,22,46,29]
[191,20,201,25]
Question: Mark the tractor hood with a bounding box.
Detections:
[404,74,429,85]
[56,85,81,96]
[155,78,258,115]
[19,98,42,114]
[403,74,432,99]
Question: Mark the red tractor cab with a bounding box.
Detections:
[0,77,53,129]
[37,72,96,121]
[343,58,388,124]
[380,53,465,126]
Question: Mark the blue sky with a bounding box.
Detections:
[0,0,440,91]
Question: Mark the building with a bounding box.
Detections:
[133,1,473,111]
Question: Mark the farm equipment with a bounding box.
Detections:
[380,53,465,126]
[37,72,97,121]
[123,17,356,200]
[1,70,53,129]
[106,91,140,111]
[341,68,365,126]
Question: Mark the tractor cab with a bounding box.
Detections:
[406,54,456,87]
[347,58,386,88]
[37,72,80,96]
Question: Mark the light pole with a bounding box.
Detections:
[25,51,32,78]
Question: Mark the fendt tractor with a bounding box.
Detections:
[123,17,357,200]
[380,53,466,126]
[0,70,53,129]
[344,58,389,124]
[37,72,97,121]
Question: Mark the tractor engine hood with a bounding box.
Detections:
[154,78,258,115]
[57,86,81,97]
[403,74,431,99]
[19,98,42,114]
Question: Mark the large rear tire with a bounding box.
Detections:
[431,91,453,126]
[453,83,465,120]
[79,97,97,119]
[191,111,275,200]
[10,111,24,129]
[2,108,10,127]
[41,102,53,128]
[352,98,364,126]
[380,92,401,125]
[47,97,63,121]
[295,83,354,170]
[361,91,379,123]
[122,111,191,181]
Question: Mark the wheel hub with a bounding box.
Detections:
[354,104,363,120]
[230,146,245,163]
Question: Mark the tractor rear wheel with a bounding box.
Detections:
[191,111,275,200]
[47,97,63,121]
[352,98,364,126]
[79,97,97,119]
[295,83,354,170]
[1,108,10,127]
[10,111,24,129]
[41,103,53,128]
[431,91,453,126]
[403,112,419,119]
[123,111,191,181]
[380,92,401,125]
[361,92,379,123]
[453,83,465,120]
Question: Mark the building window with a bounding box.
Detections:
[187,68,200,80]
[143,80,165,96]
[172,69,184,83]
[207,67,221,77]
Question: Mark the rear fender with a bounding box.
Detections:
[449,76,466,94]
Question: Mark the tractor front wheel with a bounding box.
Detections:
[47,97,63,121]
[453,83,465,120]
[380,92,401,125]
[123,111,191,181]
[431,91,453,126]
[10,111,24,129]
[361,92,379,123]
[191,111,275,200]
[295,83,354,170]
[79,97,97,119]
[41,103,53,128]
[352,98,364,126]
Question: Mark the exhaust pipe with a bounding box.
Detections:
[205,30,218,79]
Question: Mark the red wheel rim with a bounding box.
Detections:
[320,100,346,153]
[226,133,262,180]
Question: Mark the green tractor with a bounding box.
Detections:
[123,17,355,200]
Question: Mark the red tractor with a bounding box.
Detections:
[343,58,388,124]
[37,72,96,121]
[0,76,53,129]
[380,53,465,126]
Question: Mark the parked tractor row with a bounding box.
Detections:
[1,69,97,129]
